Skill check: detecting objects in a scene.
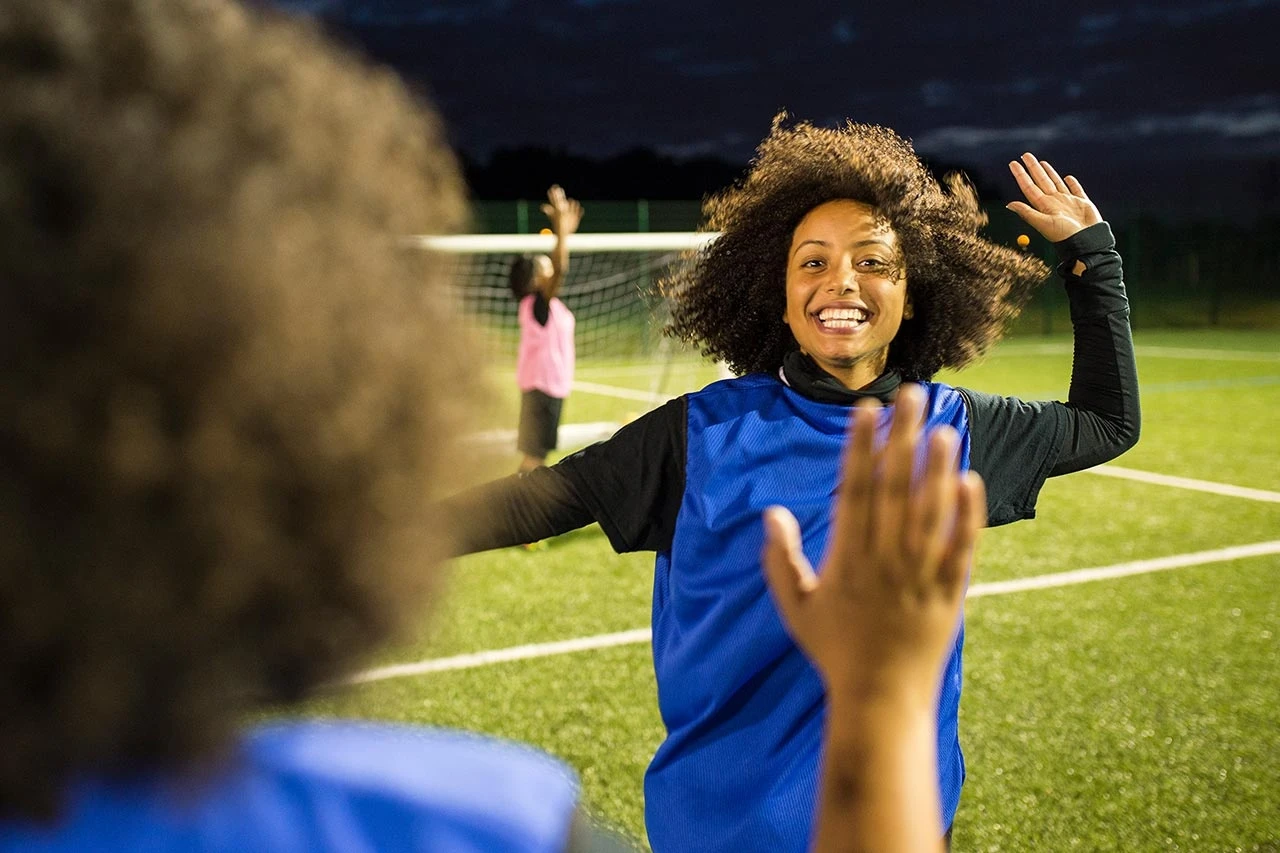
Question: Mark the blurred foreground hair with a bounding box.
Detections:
[0,0,473,818]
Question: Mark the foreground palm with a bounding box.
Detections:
[761,384,986,705]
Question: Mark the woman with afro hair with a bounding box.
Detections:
[445,114,1140,852]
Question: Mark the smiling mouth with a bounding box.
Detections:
[815,306,869,330]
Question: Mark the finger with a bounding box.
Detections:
[1007,160,1047,203]
[827,400,880,582]
[872,384,925,563]
[1020,152,1057,196]
[938,471,987,591]
[905,426,960,576]
[1040,160,1069,194]
[1064,175,1090,200]
[541,203,554,218]
[762,506,816,624]
[1005,201,1055,232]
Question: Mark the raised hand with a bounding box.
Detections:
[541,184,583,236]
[1005,153,1102,243]
[761,385,986,705]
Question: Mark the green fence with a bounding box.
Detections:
[472,200,704,235]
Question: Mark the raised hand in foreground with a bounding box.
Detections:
[762,384,987,853]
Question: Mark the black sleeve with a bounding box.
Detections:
[1048,222,1141,476]
[963,221,1141,525]
[438,397,687,555]
[533,291,550,326]
[555,396,686,553]
[958,388,1067,527]
[439,465,596,554]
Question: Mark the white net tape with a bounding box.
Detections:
[411,233,716,361]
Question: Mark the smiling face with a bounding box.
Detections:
[784,199,911,389]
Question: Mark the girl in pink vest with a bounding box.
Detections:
[508,186,583,473]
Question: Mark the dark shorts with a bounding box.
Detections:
[517,390,563,458]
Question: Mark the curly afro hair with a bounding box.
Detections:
[0,0,473,819]
[663,113,1050,382]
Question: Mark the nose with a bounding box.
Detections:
[830,261,858,294]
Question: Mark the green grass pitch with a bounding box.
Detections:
[300,329,1280,851]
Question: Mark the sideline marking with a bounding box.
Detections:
[467,421,619,448]
[571,380,675,404]
[1088,465,1280,503]
[1137,375,1280,394]
[996,343,1280,362]
[1021,375,1280,398]
[350,540,1280,685]
[1134,345,1280,362]
[351,629,651,684]
[967,540,1280,597]
[576,363,709,379]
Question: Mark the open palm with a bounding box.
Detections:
[1006,152,1102,242]
[540,184,583,235]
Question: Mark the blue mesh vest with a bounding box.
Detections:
[0,722,579,853]
[644,374,970,852]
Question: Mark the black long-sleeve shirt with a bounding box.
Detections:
[446,222,1139,554]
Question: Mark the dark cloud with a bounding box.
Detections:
[271,0,1280,217]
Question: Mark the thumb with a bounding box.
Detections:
[761,506,814,625]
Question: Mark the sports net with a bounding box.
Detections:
[410,232,717,361]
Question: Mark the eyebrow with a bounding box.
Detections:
[791,238,893,259]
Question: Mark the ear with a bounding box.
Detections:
[902,293,914,320]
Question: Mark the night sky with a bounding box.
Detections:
[272,0,1280,221]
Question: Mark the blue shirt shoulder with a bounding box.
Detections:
[0,721,579,853]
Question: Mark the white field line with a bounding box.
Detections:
[571,380,675,404]
[576,364,709,379]
[1088,465,1280,503]
[967,540,1280,596]
[350,540,1280,685]
[996,342,1280,362]
[351,629,652,684]
[1133,345,1280,362]
[466,421,620,448]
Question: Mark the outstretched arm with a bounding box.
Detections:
[961,154,1140,523]
[542,185,583,300]
[1005,153,1140,475]
[761,385,987,853]
[438,397,687,556]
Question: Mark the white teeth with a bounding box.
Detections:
[817,307,868,325]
